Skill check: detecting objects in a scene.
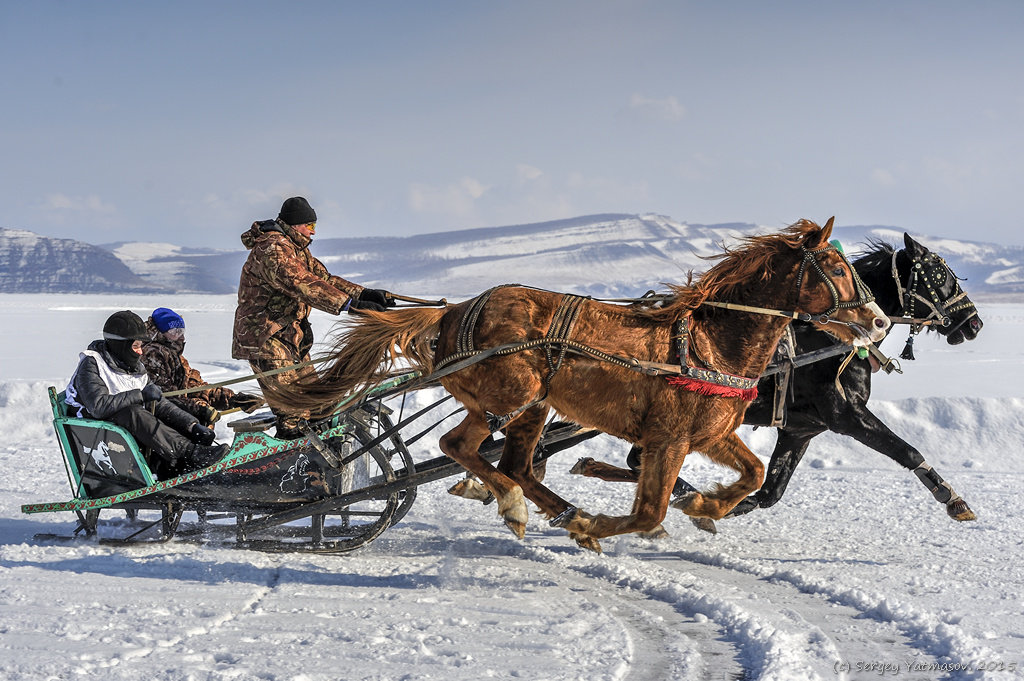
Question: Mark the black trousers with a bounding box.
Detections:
[107,404,192,466]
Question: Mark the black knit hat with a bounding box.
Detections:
[103,310,148,341]
[278,196,317,226]
[102,310,147,372]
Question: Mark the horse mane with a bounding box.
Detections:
[639,219,823,322]
[852,238,896,271]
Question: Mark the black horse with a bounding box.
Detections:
[571,233,984,527]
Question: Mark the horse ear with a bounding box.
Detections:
[820,217,835,242]
[903,232,926,257]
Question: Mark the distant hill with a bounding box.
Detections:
[3,215,1023,298]
[0,228,167,294]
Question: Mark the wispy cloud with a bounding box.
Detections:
[870,168,897,187]
[44,194,116,214]
[409,177,490,217]
[517,164,544,182]
[629,94,686,122]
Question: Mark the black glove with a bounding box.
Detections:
[229,392,264,413]
[190,422,216,445]
[198,404,221,426]
[348,298,386,313]
[359,288,392,307]
[142,384,162,402]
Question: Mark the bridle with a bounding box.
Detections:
[891,248,978,359]
[891,249,975,329]
[673,240,877,397]
[702,241,875,330]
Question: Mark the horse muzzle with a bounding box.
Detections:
[945,314,983,345]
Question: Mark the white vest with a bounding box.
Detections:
[66,349,149,418]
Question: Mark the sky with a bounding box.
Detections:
[2,1,1023,250]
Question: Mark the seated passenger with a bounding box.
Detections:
[65,310,228,476]
[141,307,264,427]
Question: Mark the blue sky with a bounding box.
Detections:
[2,1,1022,249]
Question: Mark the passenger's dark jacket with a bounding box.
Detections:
[141,319,234,422]
[231,219,362,361]
[67,340,197,433]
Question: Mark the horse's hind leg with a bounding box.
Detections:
[497,405,579,517]
[671,432,764,520]
[440,413,529,537]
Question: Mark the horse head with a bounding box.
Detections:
[793,217,890,347]
[899,233,983,344]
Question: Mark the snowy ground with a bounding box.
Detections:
[1,293,1022,681]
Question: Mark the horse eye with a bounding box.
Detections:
[832,266,845,277]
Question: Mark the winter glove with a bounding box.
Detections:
[198,404,221,426]
[229,392,265,413]
[189,422,216,446]
[142,384,162,402]
[359,288,394,308]
[347,298,386,313]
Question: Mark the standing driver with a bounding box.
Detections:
[231,196,394,439]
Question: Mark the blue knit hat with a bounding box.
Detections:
[151,307,185,333]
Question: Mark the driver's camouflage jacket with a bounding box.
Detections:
[231,219,363,362]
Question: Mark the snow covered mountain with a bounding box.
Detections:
[0,228,166,294]
[4,215,1023,297]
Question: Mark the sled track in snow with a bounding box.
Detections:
[508,534,997,681]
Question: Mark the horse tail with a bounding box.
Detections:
[276,308,449,416]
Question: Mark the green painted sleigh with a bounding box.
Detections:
[23,374,593,553]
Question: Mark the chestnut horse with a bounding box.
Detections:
[278,218,890,551]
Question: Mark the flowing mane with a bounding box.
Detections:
[640,219,823,322]
[852,238,896,272]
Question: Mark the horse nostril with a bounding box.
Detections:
[873,317,888,328]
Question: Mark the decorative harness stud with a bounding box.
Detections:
[892,249,977,360]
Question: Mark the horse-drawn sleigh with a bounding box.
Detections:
[23,219,982,553]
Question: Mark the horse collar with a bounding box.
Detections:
[667,315,759,400]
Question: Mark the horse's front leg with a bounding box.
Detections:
[725,426,821,517]
[832,402,977,521]
[671,432,764,520]
[556,438,689,544]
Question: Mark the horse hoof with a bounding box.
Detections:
[690,517,717,535]
[570,532,602,553]
[569,458,593,475]
[447,478,495,504]
[670,491,698,512]
[497,487,529,538]
[504,517,527,539]
[637,524,669,540]
[947,498,977,521]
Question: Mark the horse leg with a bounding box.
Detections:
[492,406,611,550]
[439,413,530,537]
[496,406,568,512]
[831,403,976,521]
[670,432,764,520]
[725,427,821,518]
[570,457,640,483]
[555,437,690,545]
[570,454,700,497]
